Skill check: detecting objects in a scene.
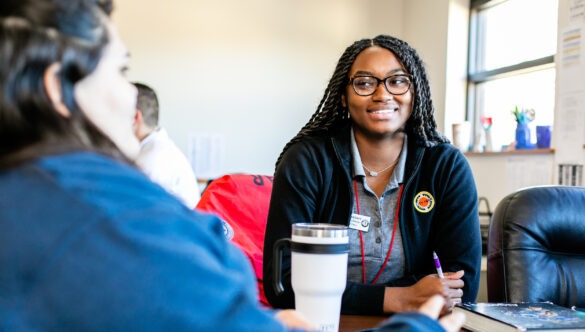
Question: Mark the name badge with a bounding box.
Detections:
[349,213,371,232]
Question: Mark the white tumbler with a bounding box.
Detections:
[273,223,349,332]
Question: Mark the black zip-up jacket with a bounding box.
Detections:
[263,125,481,315]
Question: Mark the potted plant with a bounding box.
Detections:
[512,106,535,149]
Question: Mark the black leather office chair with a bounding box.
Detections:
[487,185,585,309]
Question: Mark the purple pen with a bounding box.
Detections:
[433,251,445,279]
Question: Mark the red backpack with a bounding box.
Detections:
[195,174,273,306]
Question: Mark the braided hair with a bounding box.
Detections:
[275,34,448,169]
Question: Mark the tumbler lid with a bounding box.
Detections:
[292,223,348,238]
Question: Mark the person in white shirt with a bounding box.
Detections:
[132,82,200,208]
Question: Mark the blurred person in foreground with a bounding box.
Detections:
[0,0,463,331]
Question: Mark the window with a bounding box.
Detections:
[468,0,558,151]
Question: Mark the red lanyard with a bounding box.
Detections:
[353,179,403,284]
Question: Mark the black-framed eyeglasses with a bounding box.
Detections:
[349,74,412,96]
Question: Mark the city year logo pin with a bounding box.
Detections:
[414,191,434,213]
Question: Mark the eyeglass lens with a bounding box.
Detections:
[352,75,411,96]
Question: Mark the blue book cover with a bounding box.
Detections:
[453,302,585,331]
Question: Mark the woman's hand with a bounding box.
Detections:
[383,270,465,313]
[442,270,465,311]
[274,309,316,331]
[418,295,465,332]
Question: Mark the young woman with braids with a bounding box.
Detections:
[263,35,481,315]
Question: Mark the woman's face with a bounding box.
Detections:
[344,45,413,139]
[74,22,139,159]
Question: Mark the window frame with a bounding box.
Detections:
[467,0,557,150]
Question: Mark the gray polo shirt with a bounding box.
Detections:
[348,129,407,284]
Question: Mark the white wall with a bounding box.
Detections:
[116,0,533,208]
[467,153,554,210]
[402,0,451,134]
[401,0,471,139]
[113,0,405,176]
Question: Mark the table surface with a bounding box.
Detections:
[339,315,387,332]
[339,314,469,332]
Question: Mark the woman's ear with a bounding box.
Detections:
[133,109,143,138]
[341,94,347,108]
[43,63,71,118]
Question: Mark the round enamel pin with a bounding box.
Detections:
[413,191,434,213]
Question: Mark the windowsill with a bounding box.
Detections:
[465,148,555,157]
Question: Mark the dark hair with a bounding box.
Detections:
[275,34,448,169]
[0,0,127,166]
[133,82,159,128]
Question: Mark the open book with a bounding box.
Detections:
[453,302,585,332]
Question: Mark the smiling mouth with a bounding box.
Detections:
[368,108,398,114]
